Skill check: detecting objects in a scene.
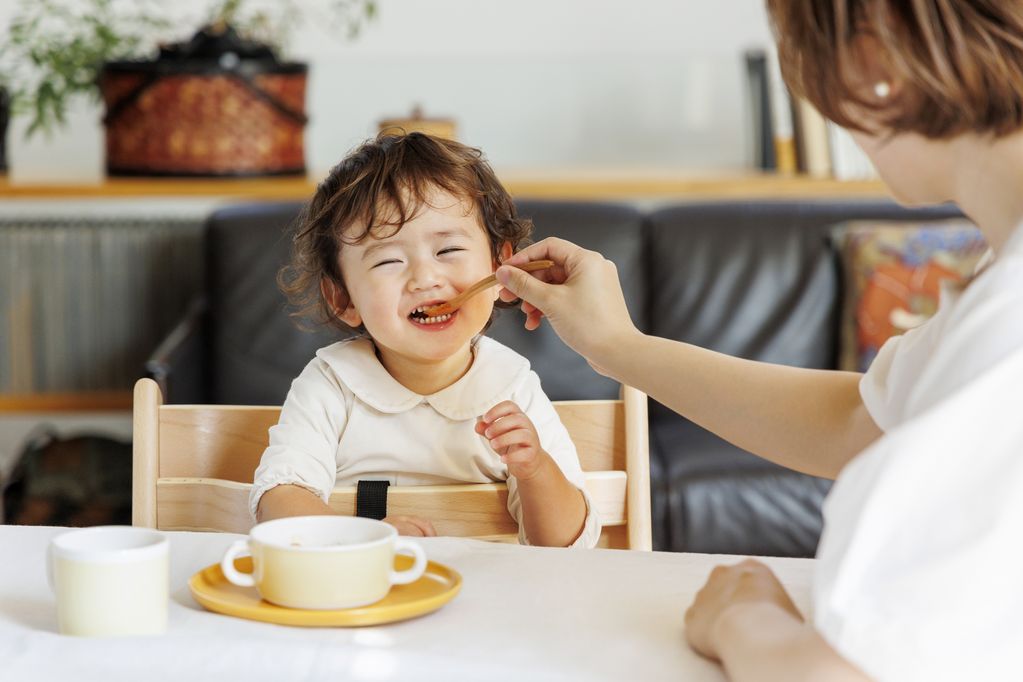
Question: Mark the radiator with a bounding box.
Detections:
[0,205,207,393]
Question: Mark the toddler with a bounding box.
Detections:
[250,132,599,548]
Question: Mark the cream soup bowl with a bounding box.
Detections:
[220,515,427,610]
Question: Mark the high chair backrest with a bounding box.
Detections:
[132,377,652,550]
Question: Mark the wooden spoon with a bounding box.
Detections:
[421,260,554,317]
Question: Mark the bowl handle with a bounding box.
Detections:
[390,539,427,585]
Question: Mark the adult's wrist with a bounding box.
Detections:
[587,327,648,382]
[710,601,757,660]
[711,600,806,665]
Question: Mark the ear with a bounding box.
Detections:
[321,277,362,328]
[492,241,516,302]
[496,240,514,267]
[843,34,903,127]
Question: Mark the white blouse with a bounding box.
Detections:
[814,224,1023,680]
[249,336,601,548]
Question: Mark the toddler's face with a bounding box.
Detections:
[334,187,507,367]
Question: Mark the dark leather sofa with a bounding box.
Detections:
[149,198,961,555]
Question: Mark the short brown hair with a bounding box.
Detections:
[280,132,532,332]
[768,0,1023,138]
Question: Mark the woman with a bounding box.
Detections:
[494,2,1023,679]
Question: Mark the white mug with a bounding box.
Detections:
[221,515,427,610]
[48,526,169,636]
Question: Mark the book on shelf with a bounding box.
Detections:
[747,44,880,182]
[744,49,776,172]
[792,98,833,178]
[766,49,798,174]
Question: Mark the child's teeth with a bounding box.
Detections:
[414,312,452,325]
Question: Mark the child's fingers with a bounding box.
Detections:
[383,516,422,537]
[482,413,533,439]
[480,400,523,425]
[502,446,541,465]
[385,515,437,537]
[409,516,437,537]
[489,429,537,454]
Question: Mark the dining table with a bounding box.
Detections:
[0,524,815,681]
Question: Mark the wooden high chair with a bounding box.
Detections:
[132,377,652,550]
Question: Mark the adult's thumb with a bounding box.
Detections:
[496,265,551,307]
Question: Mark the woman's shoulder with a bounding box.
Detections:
[862,245,1023,429]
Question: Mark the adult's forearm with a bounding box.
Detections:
[515,454,588,547]
[712,603,869,682]
[597,333,881,479]
[255,484,334,523]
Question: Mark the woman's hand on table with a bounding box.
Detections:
[496,237,641,373]
[684,559,869,681]
[684,559,802,661]
[384,515,437,537]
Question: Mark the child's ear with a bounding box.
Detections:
[492,241,516,302]
[321,277,362,327]
[496,240,514,266]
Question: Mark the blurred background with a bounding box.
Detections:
[1,0,777,179]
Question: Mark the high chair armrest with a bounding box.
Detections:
[145,296,208,404]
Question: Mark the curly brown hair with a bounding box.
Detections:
[279,132,533,333]
[768,0,1023,138]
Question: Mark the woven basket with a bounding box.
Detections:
[100,27,307,177]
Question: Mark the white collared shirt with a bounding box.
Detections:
[250,336,600,548]
[814,223,1023,680]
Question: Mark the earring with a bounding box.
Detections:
[873,81,891,98]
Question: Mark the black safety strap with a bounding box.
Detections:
[355,480,390,520]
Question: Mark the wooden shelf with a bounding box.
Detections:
[0,175,316,201]
[0,172,889,201]
[0,391,134,413]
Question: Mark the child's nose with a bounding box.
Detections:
[407,261,445,291]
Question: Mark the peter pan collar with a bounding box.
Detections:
[316,336,531,420]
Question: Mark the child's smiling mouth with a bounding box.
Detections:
[408,305,456,327]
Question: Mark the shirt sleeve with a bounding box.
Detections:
[858,332,904,433]
[248,358,348,518]
[504,371,601,548]
[861,261,1023,433]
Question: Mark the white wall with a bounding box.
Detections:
[1,0,775,179]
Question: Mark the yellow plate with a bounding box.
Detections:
[188,555,462,627]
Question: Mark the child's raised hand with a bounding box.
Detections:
[384,515,437,537]
[476,401,547,480]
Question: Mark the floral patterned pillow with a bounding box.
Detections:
[833,221,988,372]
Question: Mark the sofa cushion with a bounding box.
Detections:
[207,202,339,405]
[652,416,830,555]
[833,219,987,372]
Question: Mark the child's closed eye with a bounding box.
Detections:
[437,247,465,256]
[371,259,402,269]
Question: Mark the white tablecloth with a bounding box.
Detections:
[0,525,814,681]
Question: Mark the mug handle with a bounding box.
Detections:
[390,538,427,585]
[220,539,256,587]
